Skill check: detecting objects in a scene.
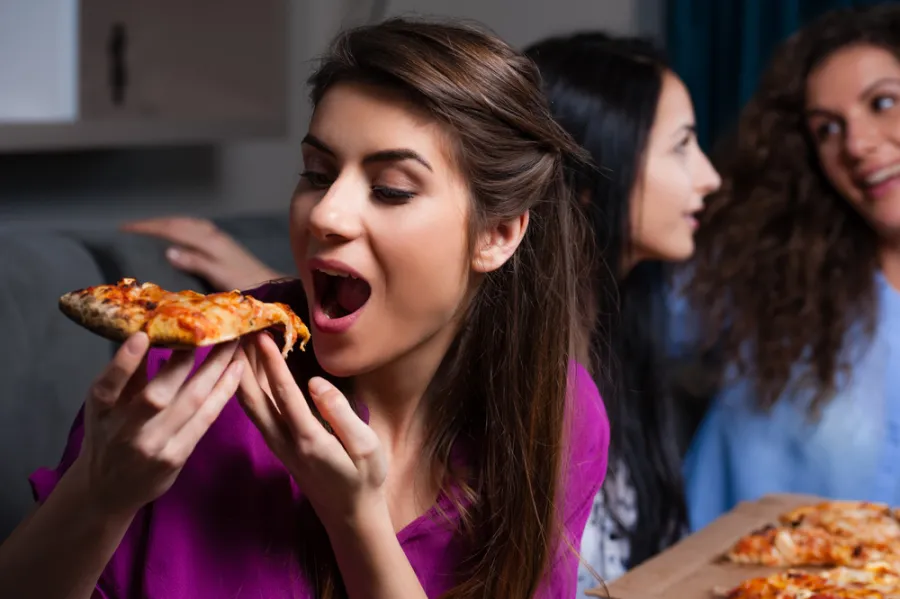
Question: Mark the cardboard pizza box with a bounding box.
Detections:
[587,493,824,599]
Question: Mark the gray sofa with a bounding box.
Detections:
[0,214,294,541]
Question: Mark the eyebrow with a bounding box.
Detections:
[805,76,900,117]
[301,133,433,171]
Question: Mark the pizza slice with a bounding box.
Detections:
[726,525,900,569]
[59,278,310,357]
[720,567,900,599]
[820,562,900,594]
[780,501,900,544]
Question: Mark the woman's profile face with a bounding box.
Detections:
[806,44,900,236]
[630,71,721,266]
[289,82,475,378]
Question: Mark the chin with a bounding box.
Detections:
[655,243,694,263]
[311,339,380,379]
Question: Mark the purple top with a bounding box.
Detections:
[30,351,608,599]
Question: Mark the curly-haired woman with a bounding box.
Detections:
[684,3,900,531]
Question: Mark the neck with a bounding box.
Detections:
[881,242,900,292]
[353,321,459,453]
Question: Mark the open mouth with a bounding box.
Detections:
[313,268,372,320]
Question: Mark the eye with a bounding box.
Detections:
[299,171,334,189]
[674,131,693,154]
[872,94,896,113]
[813,120,842,142]
[372,186,415,205]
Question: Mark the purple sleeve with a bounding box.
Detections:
[28,406,86,504]
[27,407,114,599]
[537,361,609,599]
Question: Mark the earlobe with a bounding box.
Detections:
[472,211,530,273]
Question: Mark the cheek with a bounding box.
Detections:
[631,171,694,260]
[817,150,859,200]
[288,196,312,257]
[378,208,470,311]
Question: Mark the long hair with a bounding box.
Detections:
[525,32,687,567]
[688,4,900,414]
[273,17,594,599]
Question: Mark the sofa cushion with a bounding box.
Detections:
[0,233,111,538]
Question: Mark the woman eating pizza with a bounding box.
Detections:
[0,18,609,599]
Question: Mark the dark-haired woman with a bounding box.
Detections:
[525,32,721,588]
[685,3,900,531]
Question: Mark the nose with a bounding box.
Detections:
[307,178,365,243]
[695,150,722,196]
[844,117,881,160]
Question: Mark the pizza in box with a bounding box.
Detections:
[718,500,900,598]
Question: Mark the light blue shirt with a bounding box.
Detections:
[683,273,900,531]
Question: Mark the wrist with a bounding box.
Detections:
[323,494,395,550]
[66,456,140,528]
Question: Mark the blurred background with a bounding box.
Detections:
[0,0,665,228]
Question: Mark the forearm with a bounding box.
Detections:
[0,459,135,599]
[329,512,427,599]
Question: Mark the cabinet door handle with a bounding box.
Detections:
[107,22,128,106]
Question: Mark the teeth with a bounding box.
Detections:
[318,268,351,278]
[866,163,900,185]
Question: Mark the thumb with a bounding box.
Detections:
[308,377,379,462]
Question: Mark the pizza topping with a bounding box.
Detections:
[722,502,900,598]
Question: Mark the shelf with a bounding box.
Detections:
[0,117,286,153]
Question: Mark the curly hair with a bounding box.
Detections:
[688,3,900,414]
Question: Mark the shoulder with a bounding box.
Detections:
[536,362,610,597]
[567,361,609,452]
[563,360,609,511]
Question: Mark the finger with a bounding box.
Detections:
[119,353,150,403]
[121,217,220,251]
[129,349,196,416]
[152,341,240,434]
[308,377,379,461]
[256,333,320,439]
[235,346,290,445]
[88,333,150,411]
[242,336,273,398]
[165,246,221,280]
[164,359,245,465]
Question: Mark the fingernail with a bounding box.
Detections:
[166,247,182,262]
[308,377,330,396]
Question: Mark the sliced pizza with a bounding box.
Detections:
[721,567,900,599]
[726,524,900,569]
[59,278,310,357]
[780,501,900,544]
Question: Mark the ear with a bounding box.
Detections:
[472,211,529,273]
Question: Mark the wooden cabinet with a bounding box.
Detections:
[0,0,287,152]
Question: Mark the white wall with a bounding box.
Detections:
[0,0,663,229]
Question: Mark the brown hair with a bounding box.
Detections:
[285,17,594,598]
[687,4,900,413]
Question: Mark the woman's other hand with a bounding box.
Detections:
[121,217,285,291]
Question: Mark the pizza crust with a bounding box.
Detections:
[59,278,310,357]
